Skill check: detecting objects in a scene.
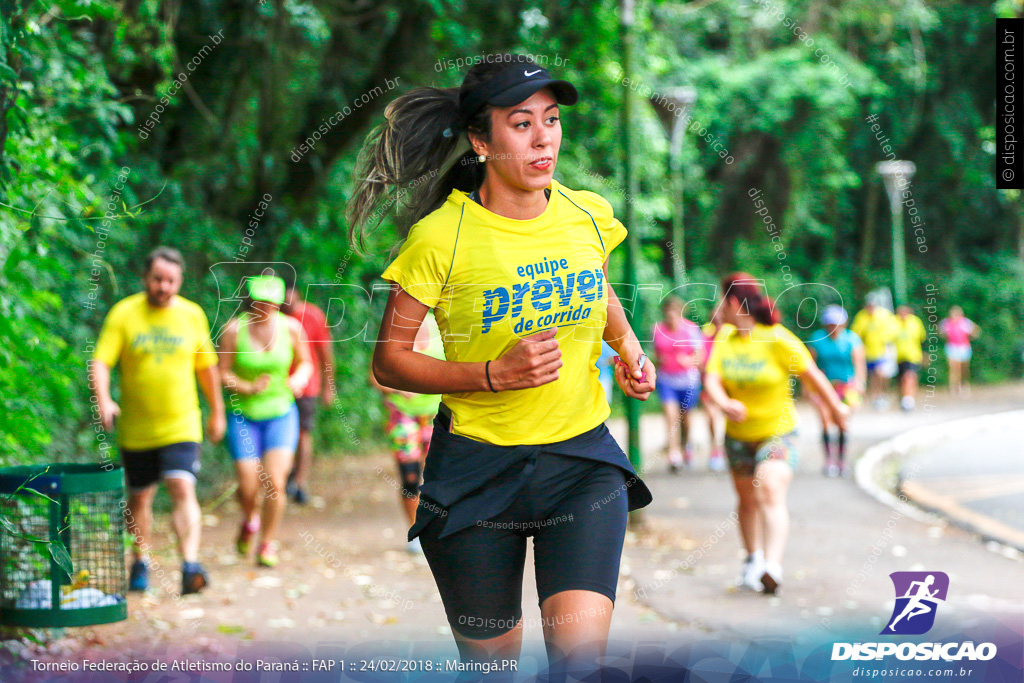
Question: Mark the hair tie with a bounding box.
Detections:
[442,127,454,138]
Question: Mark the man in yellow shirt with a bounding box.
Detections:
[894,305,927,412]
[92,247,224,595]
[850,297,896,410]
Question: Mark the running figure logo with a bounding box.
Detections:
[881,571,949,635]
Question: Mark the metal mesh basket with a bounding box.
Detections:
[0,464,127,627]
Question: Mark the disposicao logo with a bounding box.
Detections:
[831,571,997,662]
[881,571,949,635]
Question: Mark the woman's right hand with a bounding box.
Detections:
[98,398,120,431]
[490,328,562,391]
[252,374,271,394]
[721,398,747,423]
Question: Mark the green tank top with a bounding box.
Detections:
[233,312,294,420]
[389,313,445,416]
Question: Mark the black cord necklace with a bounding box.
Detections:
[469,187,551,206]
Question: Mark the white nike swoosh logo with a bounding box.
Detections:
[524,69,541,77]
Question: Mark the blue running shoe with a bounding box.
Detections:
[129,559,149,592]
[181,561,209,595]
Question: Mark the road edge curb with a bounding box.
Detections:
[854,409,1024,550]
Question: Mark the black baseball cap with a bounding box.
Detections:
[444,62,578,137]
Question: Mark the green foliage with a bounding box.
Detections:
[1,0,1021,479]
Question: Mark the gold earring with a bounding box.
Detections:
[477,154,487,163]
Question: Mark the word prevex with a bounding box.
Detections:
[480,266,604,334]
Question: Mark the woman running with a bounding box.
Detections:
[368,311,444,554]
[652,296,703,472]
[703,274,847,594]
[894,305,927,411]
[939,306,980,396]
[218,274,312,567]
[851,296,897,410]
[350,54,654,674]
[807,305,866,478]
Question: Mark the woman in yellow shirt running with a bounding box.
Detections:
[704,273,848,595]
[349,54,654,676]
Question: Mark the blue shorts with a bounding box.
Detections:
[946,344,972,362]
[656,371,701,410]
[226,404,300,461]
[866,358,885,374]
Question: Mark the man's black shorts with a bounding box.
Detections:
[295,396,318,432]
[897,361,920,378]
[119,442,200,490]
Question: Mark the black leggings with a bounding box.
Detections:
[418,454,629,640]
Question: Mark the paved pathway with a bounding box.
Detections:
[12,385,1022,678]
[611,384,1024,644]
[901,407,1024,550]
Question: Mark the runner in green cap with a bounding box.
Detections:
[218,273,313,567]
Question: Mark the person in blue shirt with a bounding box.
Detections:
[807,305,866,477]
[597,341,618,406]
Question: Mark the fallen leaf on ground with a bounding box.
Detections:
[252,576,282,588]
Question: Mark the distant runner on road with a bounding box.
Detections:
[652,296,704,472]
[940,306,980,396]
[703,274,848,595]
[894,305,928,411]
[851,295,896,411]
[218,274,313,568]
[807,304,865,478]
[368,311,443,554]
[92,246,224,596]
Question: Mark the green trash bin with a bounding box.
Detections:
[0,463,127,627]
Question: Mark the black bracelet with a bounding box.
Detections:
[485,360,497,392]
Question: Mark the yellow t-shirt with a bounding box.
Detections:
[94,292,217,450]
[705,323,812,442]
[850,307,896,360]
[894,314,927,363]
[380,179,626,445]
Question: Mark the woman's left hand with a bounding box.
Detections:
[614,353,657,401]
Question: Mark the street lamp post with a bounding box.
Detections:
[649,87,697,286]
[877,160,916,307]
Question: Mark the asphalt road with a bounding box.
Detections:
[16,384,1023,679]
[608,383,1024,643]
[901,406,1024,550]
